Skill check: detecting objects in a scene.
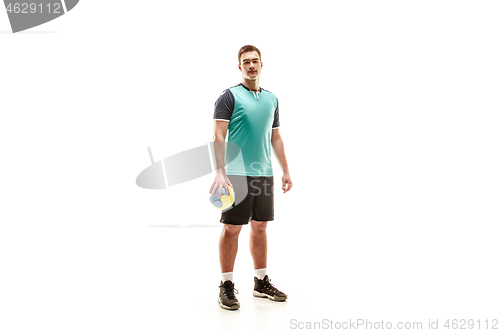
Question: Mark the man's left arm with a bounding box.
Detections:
[271,128,293,193]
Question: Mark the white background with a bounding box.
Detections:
[1,1,499,332]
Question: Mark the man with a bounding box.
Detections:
[209,45,293,310]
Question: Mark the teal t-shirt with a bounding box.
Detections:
[213,83,280,177]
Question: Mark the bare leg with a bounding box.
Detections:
[249,220,267,269]
[219,224,243,273]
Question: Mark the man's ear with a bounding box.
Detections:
[238,64,242,71]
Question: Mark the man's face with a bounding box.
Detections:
[239,51,262,80]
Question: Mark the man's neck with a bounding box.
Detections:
[241,78,260,92]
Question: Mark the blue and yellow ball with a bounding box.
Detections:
[210,186,235,210]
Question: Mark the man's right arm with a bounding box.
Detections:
[213,120,229,174]
[211,89,234,198]
[209,120,232,198]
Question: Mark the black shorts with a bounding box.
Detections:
[220,175,274,225]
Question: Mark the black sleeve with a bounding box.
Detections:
[272,98,280,128]
[213,89,235,121]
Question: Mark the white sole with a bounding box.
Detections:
[252,290,287,301]
[218,296,240,310]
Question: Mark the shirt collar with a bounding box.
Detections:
[239,83,261,93]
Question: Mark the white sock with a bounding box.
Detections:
[254,268,267,280]
[221,271,233,282]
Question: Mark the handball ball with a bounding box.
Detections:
[210,186,235,210]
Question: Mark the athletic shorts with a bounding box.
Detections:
[220,175,274,225]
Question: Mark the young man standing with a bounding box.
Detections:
[210,45,293,310]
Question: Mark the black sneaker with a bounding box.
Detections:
[253,275,287,301]
[218,280,240,310]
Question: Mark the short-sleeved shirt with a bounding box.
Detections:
[213,83,280,177]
